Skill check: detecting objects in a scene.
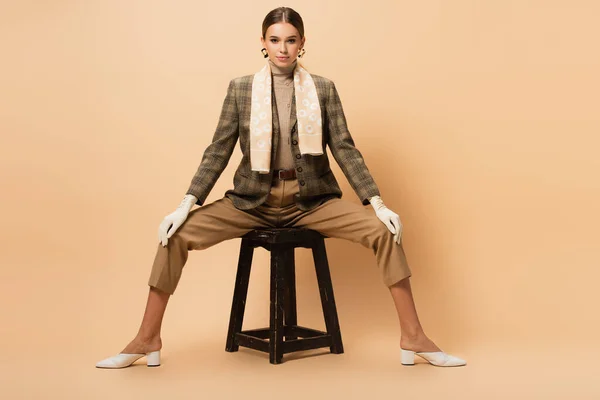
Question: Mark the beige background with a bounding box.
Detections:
[1,0,599,398]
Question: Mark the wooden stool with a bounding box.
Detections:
[225,227,344,364]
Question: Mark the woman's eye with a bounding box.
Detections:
[270,39,296,43]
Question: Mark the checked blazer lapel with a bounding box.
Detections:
[270,84,279,166]
[289,84,298,137]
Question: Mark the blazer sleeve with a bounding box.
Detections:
[326,80,381,205]
[186,78,239,206]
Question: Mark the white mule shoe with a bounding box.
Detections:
[96,350,161,368]
[401,348,466,367]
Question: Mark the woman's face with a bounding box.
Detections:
[261,22,305,67]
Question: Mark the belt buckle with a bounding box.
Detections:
[278,169,285,180]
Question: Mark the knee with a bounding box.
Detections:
[170,221,214,251]
[163,225,192,250]
[360,216,392,249]
[369,213,391,237]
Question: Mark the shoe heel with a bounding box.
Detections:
[400,348,415,365]
[146,350,161,367]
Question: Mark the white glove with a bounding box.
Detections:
[158,194,198,247]
[369,195,402,244]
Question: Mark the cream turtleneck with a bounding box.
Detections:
[268,58,297,170]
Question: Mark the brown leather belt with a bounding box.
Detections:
[273,168,297,180]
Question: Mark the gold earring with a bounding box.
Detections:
[298,48,305,58]
[261,48,268,58]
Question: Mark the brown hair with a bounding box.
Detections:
[261,7,305,39]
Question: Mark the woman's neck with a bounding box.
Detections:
[268,58,297,76]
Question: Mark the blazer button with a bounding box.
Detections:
[299,180,305,186]
[292,139,298,145]
[295,154,301,159]
[296,167,302,172]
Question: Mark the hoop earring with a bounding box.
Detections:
[298,48,305,58]
[261,48,268,58]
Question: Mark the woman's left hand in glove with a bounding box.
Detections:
[369,195,402,244]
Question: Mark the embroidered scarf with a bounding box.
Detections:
[250,58,323,173]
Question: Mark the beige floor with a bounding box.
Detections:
[3,337,597,399]
[3,241,598,400]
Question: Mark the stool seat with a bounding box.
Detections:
[225,227,344,364]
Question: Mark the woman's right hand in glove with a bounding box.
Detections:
[158,194,198,247]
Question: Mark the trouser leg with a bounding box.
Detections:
[284,196,412,287]
[147,196,274,295]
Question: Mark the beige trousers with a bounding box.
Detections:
[148,177,412,295]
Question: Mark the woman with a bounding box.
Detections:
[96,7,466,368]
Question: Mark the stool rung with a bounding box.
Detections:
[240,325,327,340]
[283,335,332,353]
[236,333,269,352]
[288,325,327,338]
[236,324,333,354]
[240,327,270,339]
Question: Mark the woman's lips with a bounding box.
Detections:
[277,57,288,61]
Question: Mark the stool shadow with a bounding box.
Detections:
[235,346,335,363]
[169,339,342,366]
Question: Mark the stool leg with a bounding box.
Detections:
[283,248,298,340]
[269,245,286,364]
[225,238,254,352]
[312,238,344,354]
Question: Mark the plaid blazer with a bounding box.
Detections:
[185,73,380,211]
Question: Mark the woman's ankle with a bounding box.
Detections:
[136,331,162,346]
[400,330,427,346]
[400,332,440,352]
